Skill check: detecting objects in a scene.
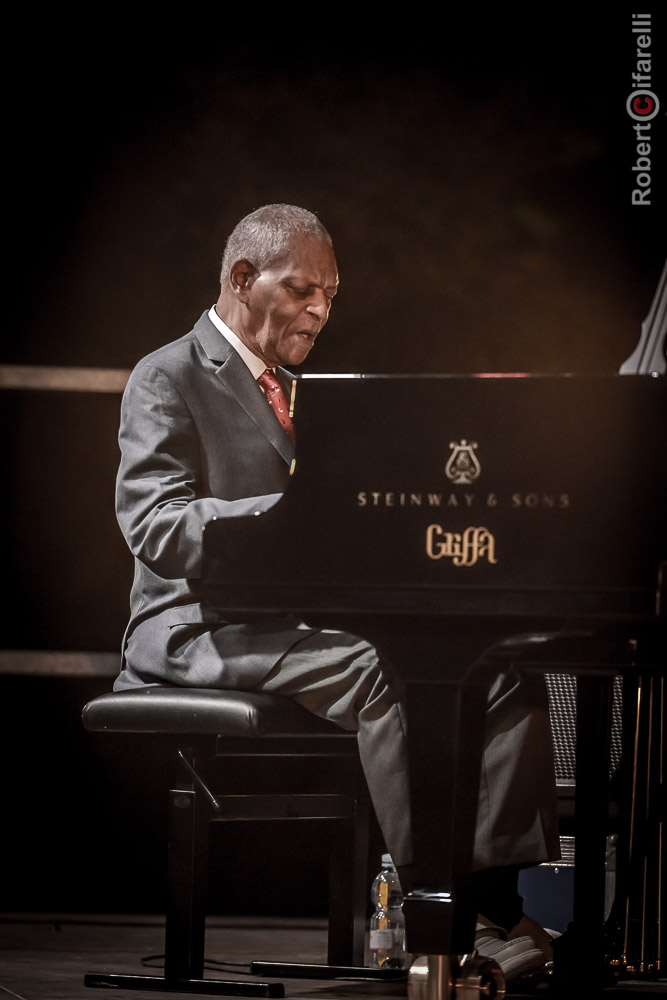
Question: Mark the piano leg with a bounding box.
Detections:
[402,677,489,963]
[366,622,561,998]
[401,671,509,999]
[407,955,453,1000]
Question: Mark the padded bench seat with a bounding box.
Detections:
[82,686,348,738]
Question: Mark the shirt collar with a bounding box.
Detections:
[208,305,268,381]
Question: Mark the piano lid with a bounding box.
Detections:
[620,258,667,375]
[203,374,667,620]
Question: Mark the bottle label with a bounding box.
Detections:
[369,929,395,949]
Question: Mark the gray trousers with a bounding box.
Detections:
[259,628,413,867]
[119,616,560,872]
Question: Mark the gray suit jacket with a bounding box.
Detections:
[114,310,299,688]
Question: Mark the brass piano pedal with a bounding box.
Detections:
[407,954,505,1000]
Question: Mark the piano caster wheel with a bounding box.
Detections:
[455,955,505,999]
[407,954,505,1000]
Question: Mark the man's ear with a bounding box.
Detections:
[230,259,258,302]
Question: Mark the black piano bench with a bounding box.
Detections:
[81,687,392,997]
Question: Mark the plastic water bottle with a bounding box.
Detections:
[369,853,408,968]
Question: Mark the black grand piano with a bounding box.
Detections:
[203,281,666,997]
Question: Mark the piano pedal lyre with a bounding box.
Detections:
[407,953,505,1000]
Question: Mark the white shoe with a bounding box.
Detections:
[508,913,561,962]
[474,918,545,981]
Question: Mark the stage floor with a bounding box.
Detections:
[0,913,664,1000]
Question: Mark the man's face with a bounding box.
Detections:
[237,235,338,367]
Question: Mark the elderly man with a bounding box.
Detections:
[114,204,559,977]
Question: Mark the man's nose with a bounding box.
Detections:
[307,291,330,322]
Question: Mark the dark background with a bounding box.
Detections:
[6,14,666,373]
[3,13,665,916]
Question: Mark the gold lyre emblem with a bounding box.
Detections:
[445,439,481,485]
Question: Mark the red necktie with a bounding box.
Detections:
[257,369,295,445]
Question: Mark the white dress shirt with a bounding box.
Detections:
[208,306,268,380]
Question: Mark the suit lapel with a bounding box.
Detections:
[194,313,295,465]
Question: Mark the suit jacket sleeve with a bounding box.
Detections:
[116,362,282,580]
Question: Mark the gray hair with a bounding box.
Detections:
[220,204,332,283]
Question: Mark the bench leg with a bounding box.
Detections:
[165,784,209,980]
[327,788,370,966]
